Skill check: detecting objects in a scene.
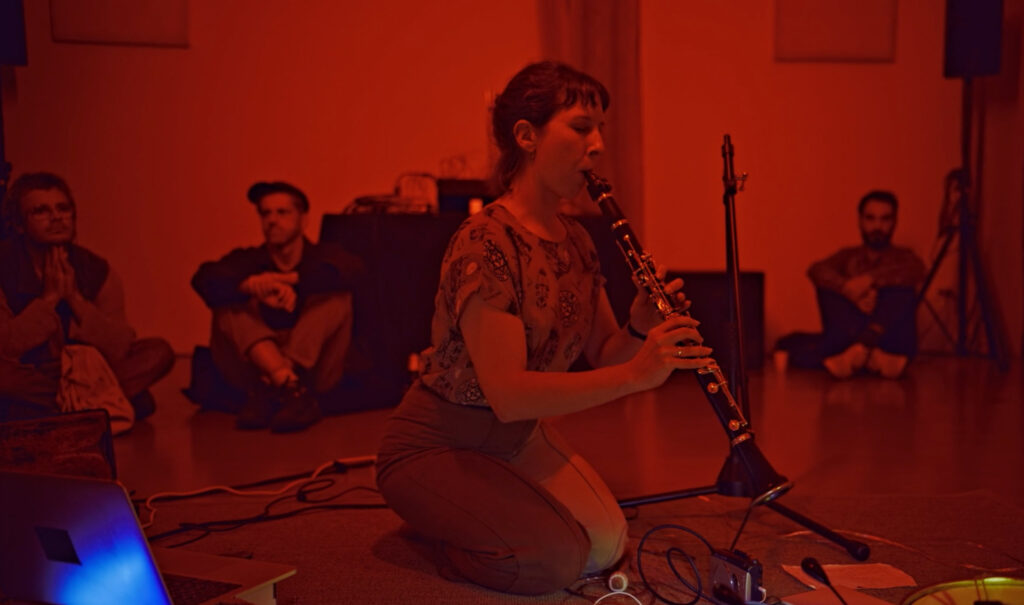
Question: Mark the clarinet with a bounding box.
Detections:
[584,171,791,504]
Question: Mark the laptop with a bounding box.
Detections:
[0,469,296,605]
[0,409,117,480]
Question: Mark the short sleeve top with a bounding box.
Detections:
[419,203,605,407]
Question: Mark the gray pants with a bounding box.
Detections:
[376,382,627,595]
[210,293,353,394]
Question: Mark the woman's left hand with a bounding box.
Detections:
[628,267,690,335]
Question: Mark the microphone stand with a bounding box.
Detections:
[612,136,870,562]
[716,136,867,560]
[721,135,750,420]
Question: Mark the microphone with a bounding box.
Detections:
[801,557,849,605]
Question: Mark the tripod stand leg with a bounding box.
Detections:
[923,298,957,348]
[965,223,1009,371]
[618,485,718,508]
[766,501,870,561]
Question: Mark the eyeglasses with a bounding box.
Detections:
[26,203,74,220]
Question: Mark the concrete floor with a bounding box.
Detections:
[114,354,1024,511]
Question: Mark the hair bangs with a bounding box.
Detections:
[560,80,610,112]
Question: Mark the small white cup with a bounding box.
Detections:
[773,350,789,372]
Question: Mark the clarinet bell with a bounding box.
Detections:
[717,437,792,505]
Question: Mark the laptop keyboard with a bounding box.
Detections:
[162,573,242,605]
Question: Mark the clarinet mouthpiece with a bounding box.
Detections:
[583,171,611,199]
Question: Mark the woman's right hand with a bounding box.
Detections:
[628,315,713,392]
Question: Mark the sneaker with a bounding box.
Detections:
[822,343,869,379]
[270,382,321,433]
[237,383,279,430]
[866,348,908,379]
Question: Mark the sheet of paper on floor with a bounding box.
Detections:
[782,563,917,589]
[783,585,895,605]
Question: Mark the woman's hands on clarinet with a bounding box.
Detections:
[627,271,689,335]
[628,315,713,391]
[625,268,713,389]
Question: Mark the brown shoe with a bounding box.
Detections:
[866,348,908,379]
[270,383,321,433]
[129,390,157,421]
[823,343,869,379]
[237,384,279,430]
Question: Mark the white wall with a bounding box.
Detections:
[640,0,1022,355]
[4,1,541,352]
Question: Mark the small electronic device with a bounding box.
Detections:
[710,548,766,603]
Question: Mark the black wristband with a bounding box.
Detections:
[627,323,647,340]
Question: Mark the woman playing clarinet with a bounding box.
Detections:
[375,61,713,595]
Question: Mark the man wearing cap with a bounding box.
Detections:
[192,181,363,432]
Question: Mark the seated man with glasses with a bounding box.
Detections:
[0,172,175,423]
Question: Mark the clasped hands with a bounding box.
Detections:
[41,246,79,305]
[242,271,299,312]
[842,273,877,314]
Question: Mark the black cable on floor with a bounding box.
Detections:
[147,483,385,546]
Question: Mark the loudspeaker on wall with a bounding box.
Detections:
[0,0,27,66]
[945,0,1003,78]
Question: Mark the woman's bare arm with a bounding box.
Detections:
[460,294,711,422]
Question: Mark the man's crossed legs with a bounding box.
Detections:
[211,293,352,432]
[816,287,916,379]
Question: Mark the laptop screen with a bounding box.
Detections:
[0,469,172,605]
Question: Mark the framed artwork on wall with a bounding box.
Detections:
[775,0,897,62]
[50,0,188,48]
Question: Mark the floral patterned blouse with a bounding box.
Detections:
[420,203,605,407]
